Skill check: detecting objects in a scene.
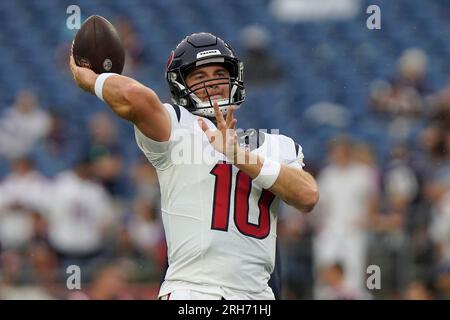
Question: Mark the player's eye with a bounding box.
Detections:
[193,74,205,81]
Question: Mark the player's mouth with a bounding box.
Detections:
[197,92,224,102]
[209,94,224,101]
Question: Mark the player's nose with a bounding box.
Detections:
[205,85,221,97]
[208,78,220,88]
[207,76,226,91]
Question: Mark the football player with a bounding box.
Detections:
[70,32,319,300]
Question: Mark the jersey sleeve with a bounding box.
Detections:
[277,135,305,170]
[134,103,181,170]
[289,142,305,170]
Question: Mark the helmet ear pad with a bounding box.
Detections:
[166,32,245,117]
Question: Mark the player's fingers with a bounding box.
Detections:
[198,118,217,144]
[198,118,218,144]
[213,101,226,127]
[231,118,237,130]
[197,118,210,133]
[69,54,76,69]
[69,55,78,81]
[226,105,235,127]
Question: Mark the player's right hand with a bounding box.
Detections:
[198,101,238,161]
[69,42,97,93]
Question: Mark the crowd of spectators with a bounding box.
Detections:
[278,47,450,300]
[1,16,450,299]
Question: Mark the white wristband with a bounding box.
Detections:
[253,158,281,189]
[94,73,117,102]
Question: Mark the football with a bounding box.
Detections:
[73,15,125,74]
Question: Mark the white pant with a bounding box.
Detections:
[160,289,223,300]
[158,280,275,300]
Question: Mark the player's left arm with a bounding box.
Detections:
[198,102,319,213]
[234,149,318,213]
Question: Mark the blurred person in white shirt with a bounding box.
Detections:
[0,157,51,249]
[0,90,50,159]
[312,136,379,297]
[45,155,117,269]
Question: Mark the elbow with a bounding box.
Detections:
[297,187,320,213]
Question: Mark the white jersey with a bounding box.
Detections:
[46,171,115,255]
[134,103,304,299]
[0,170,51,248]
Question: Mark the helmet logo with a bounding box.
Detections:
[196,49,221,59]
[103,58,112,71]
[166,51,175,70]
[168,72,177,82]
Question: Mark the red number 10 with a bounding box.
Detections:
[210,163,275,239]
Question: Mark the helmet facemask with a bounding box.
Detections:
[182,75,243,117]
[167,56,245,118]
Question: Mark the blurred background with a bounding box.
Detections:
[0,0,450,300]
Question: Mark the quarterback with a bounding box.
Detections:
[70,32,319,300]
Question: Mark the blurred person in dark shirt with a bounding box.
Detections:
[426,81,450,130]
[240,25,283,87]
[114,15,146,77]
[84,111,124,197]
[367,144,419,298]
[402,279,434,300]
[370,48,428,117]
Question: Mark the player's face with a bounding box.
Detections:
[185,64,230,102]
[330,144,352,166]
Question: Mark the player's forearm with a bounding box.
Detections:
[270,166,319,213]
[233,148,319,213]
